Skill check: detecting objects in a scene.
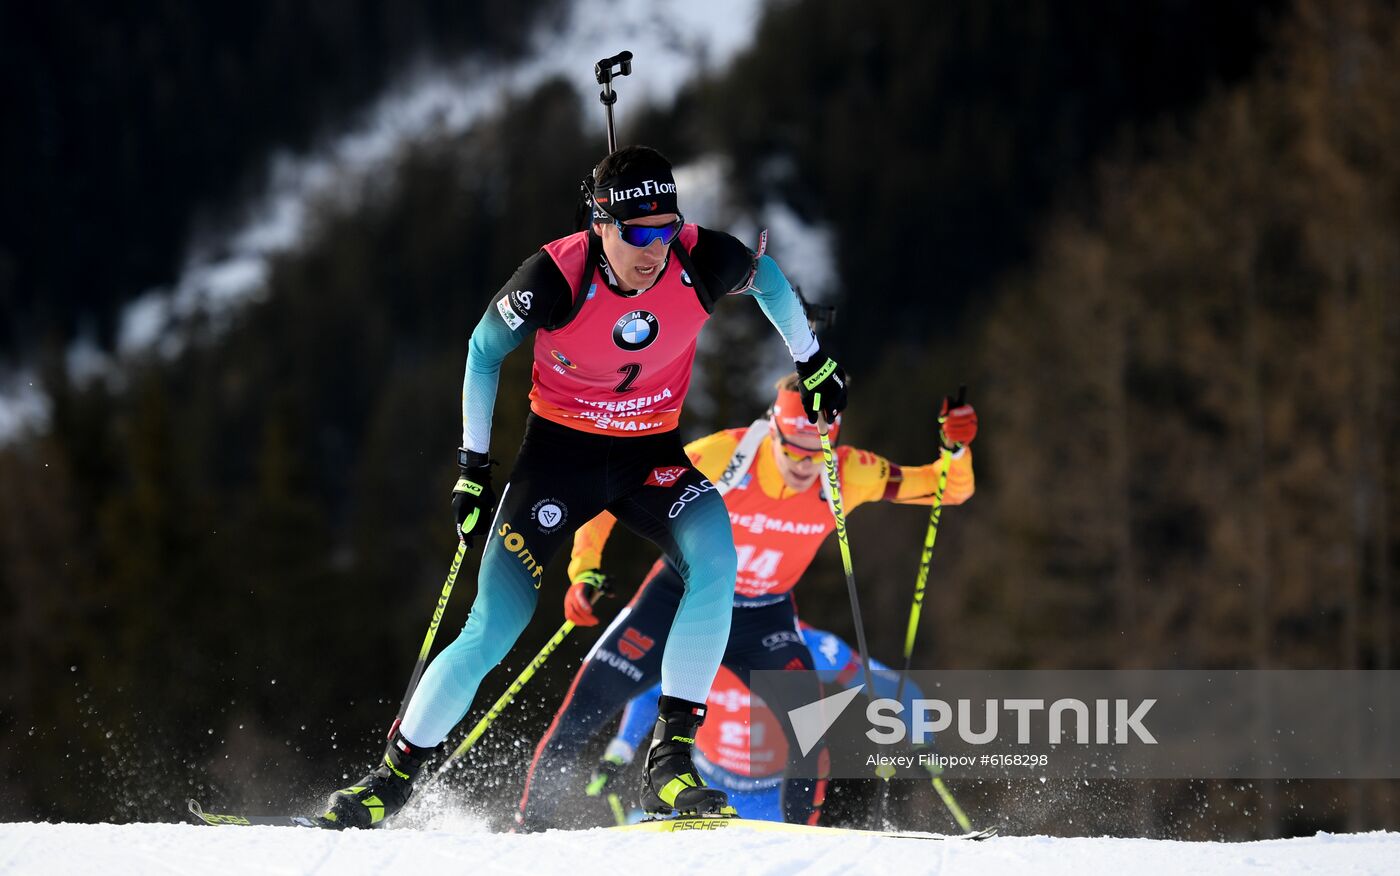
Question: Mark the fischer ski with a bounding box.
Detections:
[186,799,325,829]
[187,798,998,840]
[614,815,998,841]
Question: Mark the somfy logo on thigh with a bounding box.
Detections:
[496,522,544,588]
[751,670,1400,780]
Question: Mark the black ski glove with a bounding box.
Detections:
[795,347,849,424]
[452,449,497,547]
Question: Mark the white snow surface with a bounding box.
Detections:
[0,822,1395,876]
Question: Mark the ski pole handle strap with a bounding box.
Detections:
[802,358,837,390]
[453,478,483,496]
[796,349,848,424]
[574,568,611,596]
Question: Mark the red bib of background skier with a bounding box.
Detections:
[530,226,709,435]
[722,450,835,601]
[694,665,787,779]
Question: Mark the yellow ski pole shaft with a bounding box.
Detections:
[815,408,881,703]
[389,540,468,739]
[607,793,627,826]
[933,776,973,832]
[815,406,888,829]
[891,454,974,833]
[895,447,952,704]
[884,385,975,833]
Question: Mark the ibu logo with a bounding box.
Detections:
[613,310,658,352]
[531,498,567,533]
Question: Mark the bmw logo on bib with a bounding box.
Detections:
[613,310,658,352]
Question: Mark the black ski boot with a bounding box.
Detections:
[320,727,438,829]
[641,695,734,818]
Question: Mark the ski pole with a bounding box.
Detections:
[816,409,878,698]
[814,408,882,703]
[932,776,972,832]
[894,451,954,704]
[387,540,469,740]
[815,408,886,830]
[435,578,611,776]
[606,792,627,826]
[884,385,974,832]
[880,447,968,832]
[895,385,966,704]
[594,51,633,154]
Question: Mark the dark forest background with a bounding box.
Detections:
[2,0,1397,838]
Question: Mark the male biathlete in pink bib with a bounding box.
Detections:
[321,146,849,827]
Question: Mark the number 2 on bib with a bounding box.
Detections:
[615,362,641,393]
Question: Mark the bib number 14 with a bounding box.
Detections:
[735,545,783,579]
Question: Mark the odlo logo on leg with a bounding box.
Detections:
[668,479,717,519]
[497,522,544,588]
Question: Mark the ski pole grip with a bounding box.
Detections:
[595,51,633,85]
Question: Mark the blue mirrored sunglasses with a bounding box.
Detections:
[613,215,684,248]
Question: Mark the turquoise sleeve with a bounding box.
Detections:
[461,306,528,452]
[743,255,819,362]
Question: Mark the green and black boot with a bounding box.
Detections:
[641,695,735,818]
[319,727,438,829]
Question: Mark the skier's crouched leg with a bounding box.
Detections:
[644,491,737,817]
[659,495,737,704]
[400,540,542,746]
[323,540,541,829]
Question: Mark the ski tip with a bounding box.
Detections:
[186,799,215,826]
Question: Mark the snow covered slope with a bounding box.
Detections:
[0,822,1395,876]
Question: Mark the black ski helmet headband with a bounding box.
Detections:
[588,152,681,224]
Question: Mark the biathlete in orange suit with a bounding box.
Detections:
[516,375,976,829]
